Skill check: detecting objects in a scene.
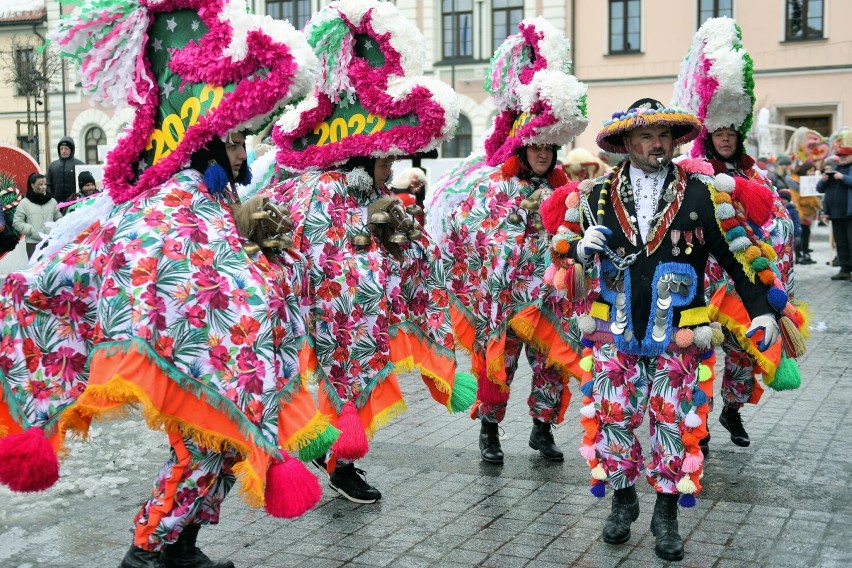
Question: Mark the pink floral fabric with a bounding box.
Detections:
[589,343,702,493]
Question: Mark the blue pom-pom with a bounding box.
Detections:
[767,287,788,312]
[725,226,746,240]
[699,350,714,360]
[678,493,697,508]
[590,482,606,498]
[580,381,594,397]
[581,337,594,348]
[203,163,229,195]
[692,388,708,406]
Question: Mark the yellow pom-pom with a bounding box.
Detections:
[698,364,712,382]
[760,241,777,260]
[580,355,594,372]
[676,476,697,494]
[744,246,762,263]
[591,465,607,480]
[710,327,725,346]
[714,193,732,204]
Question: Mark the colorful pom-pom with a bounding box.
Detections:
[767,288,789,312]
[0,427,60,492]
[590,481,606,498]
[554,238,570,255]
[578,314,597,334]
[710,327,725,346]
[730,236,752,252]
[692,388,708,406]
[699,349,714,360]
[580,380,594,397]
[697,364,712,382]
[751,257,769,271]
[581,338,594,349]
[744,246,762,263]
[692,326,713,350]
[758,269,776,285]
[579,444,597,461]
[674,328,694,348]
[679,493,697,508]
[581,403,597,418]
[676,476,697,494]
[715,203,736,220]
[681,452,703,474]
[591,465,607,480]
[264,456,322,519]
[714,173,735,193]
[579,355,594,372]
[684,410,702,428]
[726,226,747,240]
[565,192,580,209]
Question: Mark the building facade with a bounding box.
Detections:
[1,0,849,172]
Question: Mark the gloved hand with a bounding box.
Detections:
[745,314,780,351]
[577,225,612,262]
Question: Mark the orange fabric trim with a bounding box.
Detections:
[61,347,273,507]
[748,380,764,405]
[485,334,508,386]
[450,304,476,353]
[509,305,584,379]
[389,327,456,409]
[134,431,191,549]
[709,287,781,379]
[318,375,406,440]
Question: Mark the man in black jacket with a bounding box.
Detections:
[46,136,84,205]
[550,98,784,562]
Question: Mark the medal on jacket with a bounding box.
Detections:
[684,230,694,255]
[695,226,705,245]
[671,229,681,256]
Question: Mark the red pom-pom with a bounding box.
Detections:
[539,184,572,234]
[0,427,60,492]
[331,401,368,460]
[732,178,775,226]
[264,456,321,518]
[500,155,522,178]
[547,167,569,189]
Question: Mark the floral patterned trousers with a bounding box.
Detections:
[133,432,239,551]
[590,343,701,493]
[477,331,564,424]
[720,329,757,410]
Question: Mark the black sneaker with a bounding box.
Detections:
[311,456,329,478]
[329,463,382,503]
[719,406,750,447]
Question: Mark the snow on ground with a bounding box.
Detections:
[0,414,167,527]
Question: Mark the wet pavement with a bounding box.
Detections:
[1,225,851,567]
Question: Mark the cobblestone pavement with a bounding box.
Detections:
[1,226,851,567]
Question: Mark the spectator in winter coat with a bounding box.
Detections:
[46,136,84,205]
[817,147,852,280]
[13,173,61,258]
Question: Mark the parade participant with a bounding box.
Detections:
[0,146,39,257]
[270,0,475,504]
[541,97,803,561]
[564,147,609,182]
[671,16,802,453]
[431,18,588,464]
[819,128,852,280]
[0,2,337,567]
[786,127,830,262]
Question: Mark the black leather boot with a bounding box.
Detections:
[479,420,504,464]
[650,493,685,561]
[119,546,163,568]
[602,486,639,544]
[698,433,710,458]
[719,405,750,447]
[160,525,235,568]
[528,419,564,461]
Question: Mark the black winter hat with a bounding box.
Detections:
[78,171,97,190]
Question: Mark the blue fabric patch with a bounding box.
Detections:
[598,259,639,353]
[642,262,698,356]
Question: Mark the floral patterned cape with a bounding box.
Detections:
[270,170,470,438]
[437,169,584,407]
[0,170,336,507]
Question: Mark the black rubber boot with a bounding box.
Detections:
[479,420,504,464]
[160,525,235,568]
[650,493,685,561]
[698,433,710,458]
[528,419,564,461]
[602,486,640,544]
[119,546,163,568]
[719,405,750,447]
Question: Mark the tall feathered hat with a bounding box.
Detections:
[483,17,588,167]
[50,0,318,203]
[273,0,459,172]
[829,127,852,156]
[671,17,755,157]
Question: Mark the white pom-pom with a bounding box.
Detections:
[684,410,702,428]
[692,326,713,350]
[591,465,607,480]
[580,403,596,418]
[346,167,372,191]
[578,314,597,335]
[676,476,697,494]
[714,173,735,193]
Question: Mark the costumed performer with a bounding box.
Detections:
[785,127,829,264]
[0,2,339,567]
[432,17,588,464]
[269,0,475,504]
[671,16,805,455]
[540,98,801,561]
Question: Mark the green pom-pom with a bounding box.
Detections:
[751,257,770,271]
[580,355,594,372]
[450,372,477,413]
[698,364,712,381]
[767,354,801,391]
[297,424,340,462]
